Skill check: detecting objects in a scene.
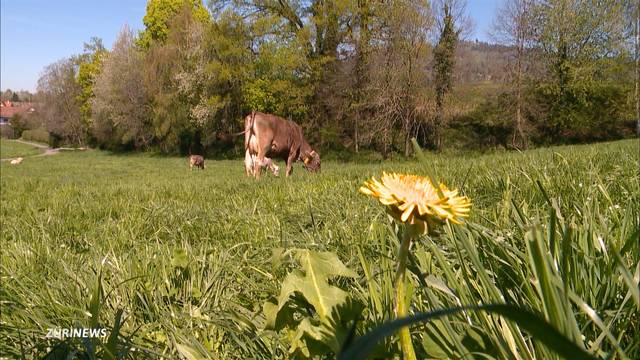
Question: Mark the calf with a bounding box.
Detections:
[244,150,279,177]
[188,155,205,170]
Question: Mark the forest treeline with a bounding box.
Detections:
[18,0,640,156]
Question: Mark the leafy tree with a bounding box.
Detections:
[76,37,107,139]
[432,3,460,150]
[532,0,627,141]
[138,0,210,49]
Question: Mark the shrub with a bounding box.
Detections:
[22,128,51,144]
[0,125,15,139]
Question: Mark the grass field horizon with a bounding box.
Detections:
[1,139,638,358]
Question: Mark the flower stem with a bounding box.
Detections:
[394,228,417,360]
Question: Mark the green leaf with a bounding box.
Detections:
[338,304,596,360]
[172,248,189,269]
[274,250,356,319]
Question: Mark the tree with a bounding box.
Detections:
[138,0,209,49]
[1,89,12,101]
[37,58,85,145]
[432,2,460,150]
[76,37,107,139]
[92,26,151,149]
[625,0,640,136]
[532,0,627,141]
[492,0,535,149]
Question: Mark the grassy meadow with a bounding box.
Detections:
[0,139,44,159]
[0,139,638,358]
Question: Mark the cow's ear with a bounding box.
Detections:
[303,156,311,165]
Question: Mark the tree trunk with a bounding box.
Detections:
[434,96,443,151]
[513,27,526,150]
[355,113,359,153]
[636,1,639,136]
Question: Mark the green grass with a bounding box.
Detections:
[0,138,44,158]
[1,139,638,358]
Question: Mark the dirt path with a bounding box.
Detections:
[14,139,49,149]
[1,140,61,162]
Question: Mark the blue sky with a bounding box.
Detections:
[1,0,500,92]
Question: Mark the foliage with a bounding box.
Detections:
[432,3,460,150]
[37,58,85,146]
[92,27,152,150]
[0,139,637,358]
[138,0,209,49]
[21,128,51,145]
[532,81,634,143]
[76,37,107,134]
[9,114,28,138]
[33,0,637,153]
[264,249,358,357]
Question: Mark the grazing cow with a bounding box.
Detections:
[244,111,320,178]
[244,149,279,177]
[189,155,205,170]
[10,157,23,165]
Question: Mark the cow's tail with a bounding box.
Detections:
[244,110,256,150]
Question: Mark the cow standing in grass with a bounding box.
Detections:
[244,111,320,178]
[189,155,205,170]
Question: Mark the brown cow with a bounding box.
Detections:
[244,111,320,178]
[189,155,205,170]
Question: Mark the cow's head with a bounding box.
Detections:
[303,150,321,172]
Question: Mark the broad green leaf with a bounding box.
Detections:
[275,250,356,319]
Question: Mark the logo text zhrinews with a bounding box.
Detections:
[46,328,108,339]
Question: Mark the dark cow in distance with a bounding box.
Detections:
[244,111,320,178]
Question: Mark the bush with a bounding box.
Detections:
[10,114,28,138]
[21,128,51,144]
[531,82,634,143]
[0,125,16,139]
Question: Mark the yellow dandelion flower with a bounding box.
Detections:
[360,172,471,231]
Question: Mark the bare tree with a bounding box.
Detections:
[37,58,85,145]
[630,0,640,136]
[636,1,640,136]
[92,26,152,149]
[432,0,474,40]
[492,0,535,149]
[367,0,433,157]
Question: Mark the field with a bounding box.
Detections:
[1,139,638,358]
[0,139,44,159]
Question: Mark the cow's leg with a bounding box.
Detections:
[255,148,269,180]
[285,153,296,177]
[244,150,253,176]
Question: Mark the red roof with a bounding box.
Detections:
[0,102,36,118]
